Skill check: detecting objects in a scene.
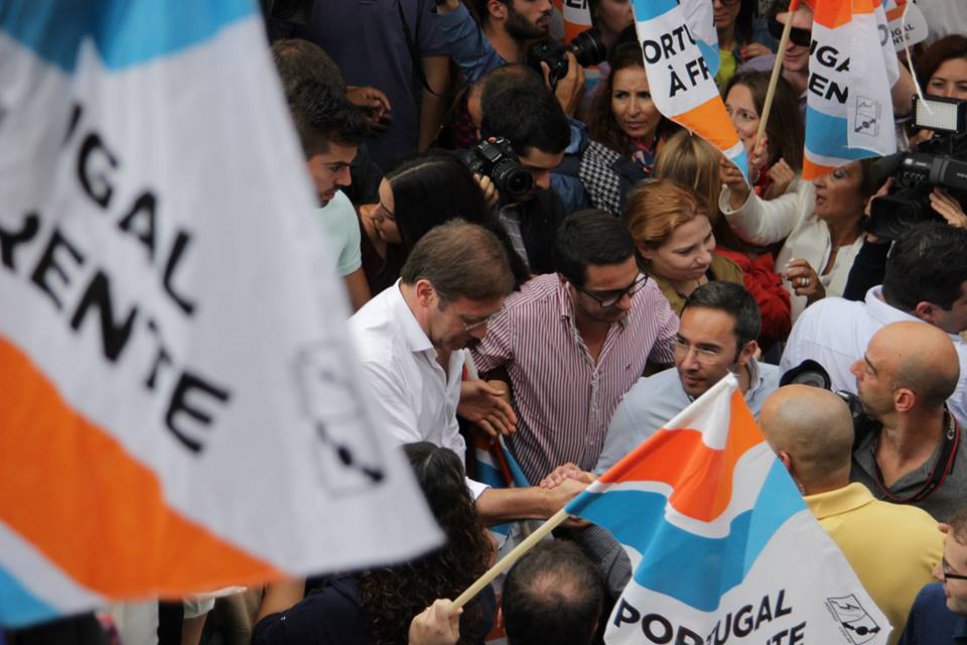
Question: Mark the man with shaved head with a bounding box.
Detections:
[760,385,942,642]
[849,321,966,521]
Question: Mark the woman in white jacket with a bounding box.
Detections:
[719,159,878,321]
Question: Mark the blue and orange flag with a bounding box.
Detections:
[803,0,899,179]
[0,0,440,627]
[566,375,890,644]
[631,0,747,179]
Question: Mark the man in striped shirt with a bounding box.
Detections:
[470,210,679,485]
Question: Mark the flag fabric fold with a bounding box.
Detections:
[803,0,898,179]
[631,0,747,179]
[566,375,891,644]
[0,0,440,628]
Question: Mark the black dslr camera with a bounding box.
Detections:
[527,28,607,90]
[868,96,967,241]
[459,137,534,201]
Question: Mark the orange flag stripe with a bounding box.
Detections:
[813,0,852,29]
[0,336,283,598]
[599,391,762,522]
[803,156,837,180]
[673,96,741,151]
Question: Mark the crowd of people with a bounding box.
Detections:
[9,0,967,644]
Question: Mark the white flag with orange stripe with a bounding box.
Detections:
[631,0,747,179]
[0,1,440,628]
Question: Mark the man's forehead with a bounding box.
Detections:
[311,142,358,165]
[519,147,564,169]
[583,259,638,289]
[680,307,737,339]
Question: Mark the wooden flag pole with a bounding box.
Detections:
[450,507,571,612]
[755,0,802,146]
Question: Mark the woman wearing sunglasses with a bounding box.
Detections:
[624,179,745,314]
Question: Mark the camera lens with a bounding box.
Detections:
[492,160,534,199]
[569,29,607,68]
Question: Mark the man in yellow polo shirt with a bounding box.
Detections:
[760,385,942,644]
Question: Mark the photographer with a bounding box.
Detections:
[474,73,571,273]
[435,0,587,118]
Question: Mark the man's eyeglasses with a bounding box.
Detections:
[942,556,967,581]
[458,309,502,332]
[670,339,723,363]
[577,274,649,308]
[768,18,812,48]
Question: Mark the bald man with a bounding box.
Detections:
[761,385,942,644]
[849,321,966,521]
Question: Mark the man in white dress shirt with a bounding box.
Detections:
[782,222,967,425]
[350,220,583,524]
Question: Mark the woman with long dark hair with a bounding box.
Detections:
[357,151,527,295]
[253,442,495,645]
[586,43,671,174]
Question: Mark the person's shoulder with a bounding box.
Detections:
[349,290,404,358]
[910,581,948,613]
[503,274,562,310]
[795,296,865,330]
[254,578,369,645]
[866,497,942,535]
[624,367,681,400]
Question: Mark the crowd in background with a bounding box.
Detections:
[8,0,967,644]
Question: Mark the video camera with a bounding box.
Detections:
[868,95,967,241]
[459,137,534,201]
[527,28,607,90]
[780,360,880,447]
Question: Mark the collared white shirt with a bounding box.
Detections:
[595,359,779,474]
[781,286,967,425]
[349,280,487,497]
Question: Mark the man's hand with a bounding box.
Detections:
[539,462,593,489]
[542,51,584,117]
[739,42,773,60]
[763,158,796,200]
[543,474,589,516]
[475,173,501,210]
[434,0,462,14]
[346,85,392,132]
[408,599,461,645]
[930,188,967,229]
[458,379,517,438]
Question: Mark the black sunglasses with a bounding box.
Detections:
[768,18,812,48]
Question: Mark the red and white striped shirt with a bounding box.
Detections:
[470,273,679,485]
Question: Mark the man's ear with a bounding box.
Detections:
[737,340,758,366]
[894,387,916,413]
[414,279,436,308]
[913,301,940,325]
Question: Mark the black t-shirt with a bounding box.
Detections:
[253,577,372,645]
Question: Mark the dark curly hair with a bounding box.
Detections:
[359,442,492,645]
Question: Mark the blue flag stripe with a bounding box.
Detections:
[805,107,881,162]
[0,0,253,72]
[571,461,804,611]
[630,0,678,23]
[0,566,59,628]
